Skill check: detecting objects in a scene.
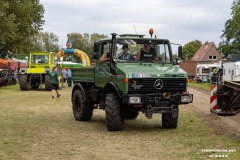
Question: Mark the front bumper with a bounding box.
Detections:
[123,93,193,105]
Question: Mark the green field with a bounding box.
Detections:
[188,82,210,91]
[0,85,239,160]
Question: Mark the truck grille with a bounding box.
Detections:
[128,78,186,93]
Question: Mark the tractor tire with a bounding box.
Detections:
[0,78,3,87]
[19,75,30,90]
[44,75,52,91]
[124,110,139,119]
[162,110,178,129]
[105,93,124,131]
[72,90,93,121]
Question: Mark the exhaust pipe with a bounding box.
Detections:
[110,33,117,75]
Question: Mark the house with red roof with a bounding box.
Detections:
[192,42,222,62]
[180,42,222,80]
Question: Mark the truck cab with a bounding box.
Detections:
[71,33,193,131]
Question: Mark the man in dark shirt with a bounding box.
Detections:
[139,44,156,61]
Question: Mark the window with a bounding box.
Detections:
[209,55,217,60]
[31,55,49,64]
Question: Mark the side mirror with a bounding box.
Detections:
[178,45,182,59]
[176,57,183,65]
[93,42,100,53]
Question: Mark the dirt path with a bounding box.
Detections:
[188,87,240,136]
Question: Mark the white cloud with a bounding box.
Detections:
[40,0,232,48]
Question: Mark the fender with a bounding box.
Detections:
[100,82,121,109]
[71,83,86,102]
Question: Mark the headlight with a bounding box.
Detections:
[129,97,141,104]
[181,95,192,103]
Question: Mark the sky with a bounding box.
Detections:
[40,0,233,49]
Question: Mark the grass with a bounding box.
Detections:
[188,82,210,91]
[0,85,239,160]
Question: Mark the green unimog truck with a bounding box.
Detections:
[71,33,193,131]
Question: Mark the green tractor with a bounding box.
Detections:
[19,52,62,90]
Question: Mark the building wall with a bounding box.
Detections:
[180,61,197,77]
[201,45,222,63]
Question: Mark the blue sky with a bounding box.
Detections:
[40,0,233,48]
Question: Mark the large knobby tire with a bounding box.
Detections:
[44,75,52,91]
[124,110,139,119]
[0,78,4,87]
[19,75,30,90]
[162,110,179,129]
[105,93,124,131]
[72,90,93,121]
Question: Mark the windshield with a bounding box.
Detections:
[102,39,172,63]
[31,55,49,64]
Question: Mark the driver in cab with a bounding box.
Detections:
[137,44,156,61]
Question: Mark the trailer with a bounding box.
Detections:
[210,56,240,116]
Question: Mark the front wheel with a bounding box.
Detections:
[162,108,179,129]
[105,93,124,131]
[19,75,30,90]
[72,89,93,121]
[44,75,52,91]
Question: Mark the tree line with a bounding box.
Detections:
[0,0,106,58]
[1,0,240,59]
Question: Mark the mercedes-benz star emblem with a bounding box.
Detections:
[154,79,163,89]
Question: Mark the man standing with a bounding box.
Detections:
[50,66,61,98]
[67,68,72,87]
[61,68,67,87]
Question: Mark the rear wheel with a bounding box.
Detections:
[19,75,30,90]
[72,89,93,121]
[44,75,52,91]
[162,108,178,129]
[105,93,124,131]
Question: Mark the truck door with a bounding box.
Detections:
[95,43,111,88]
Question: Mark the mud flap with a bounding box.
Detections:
[172,108,178,118]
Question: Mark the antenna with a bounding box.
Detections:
[134,25,138,35]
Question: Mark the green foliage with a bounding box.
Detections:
[0,0,44,57]
[182,40,202,60]
[27,32,60,52]
[188,82,210,91]
[68,33,107,60]
[219,0,240,56]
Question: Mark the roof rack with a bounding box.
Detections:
[119,34,145,38]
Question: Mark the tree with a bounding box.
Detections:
[27,32,60,52]
[0,0,44,57]
[182,40,202,60]
[219,0,240,56]
[68,33,107,59]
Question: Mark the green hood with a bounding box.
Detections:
[117,62,188,79]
